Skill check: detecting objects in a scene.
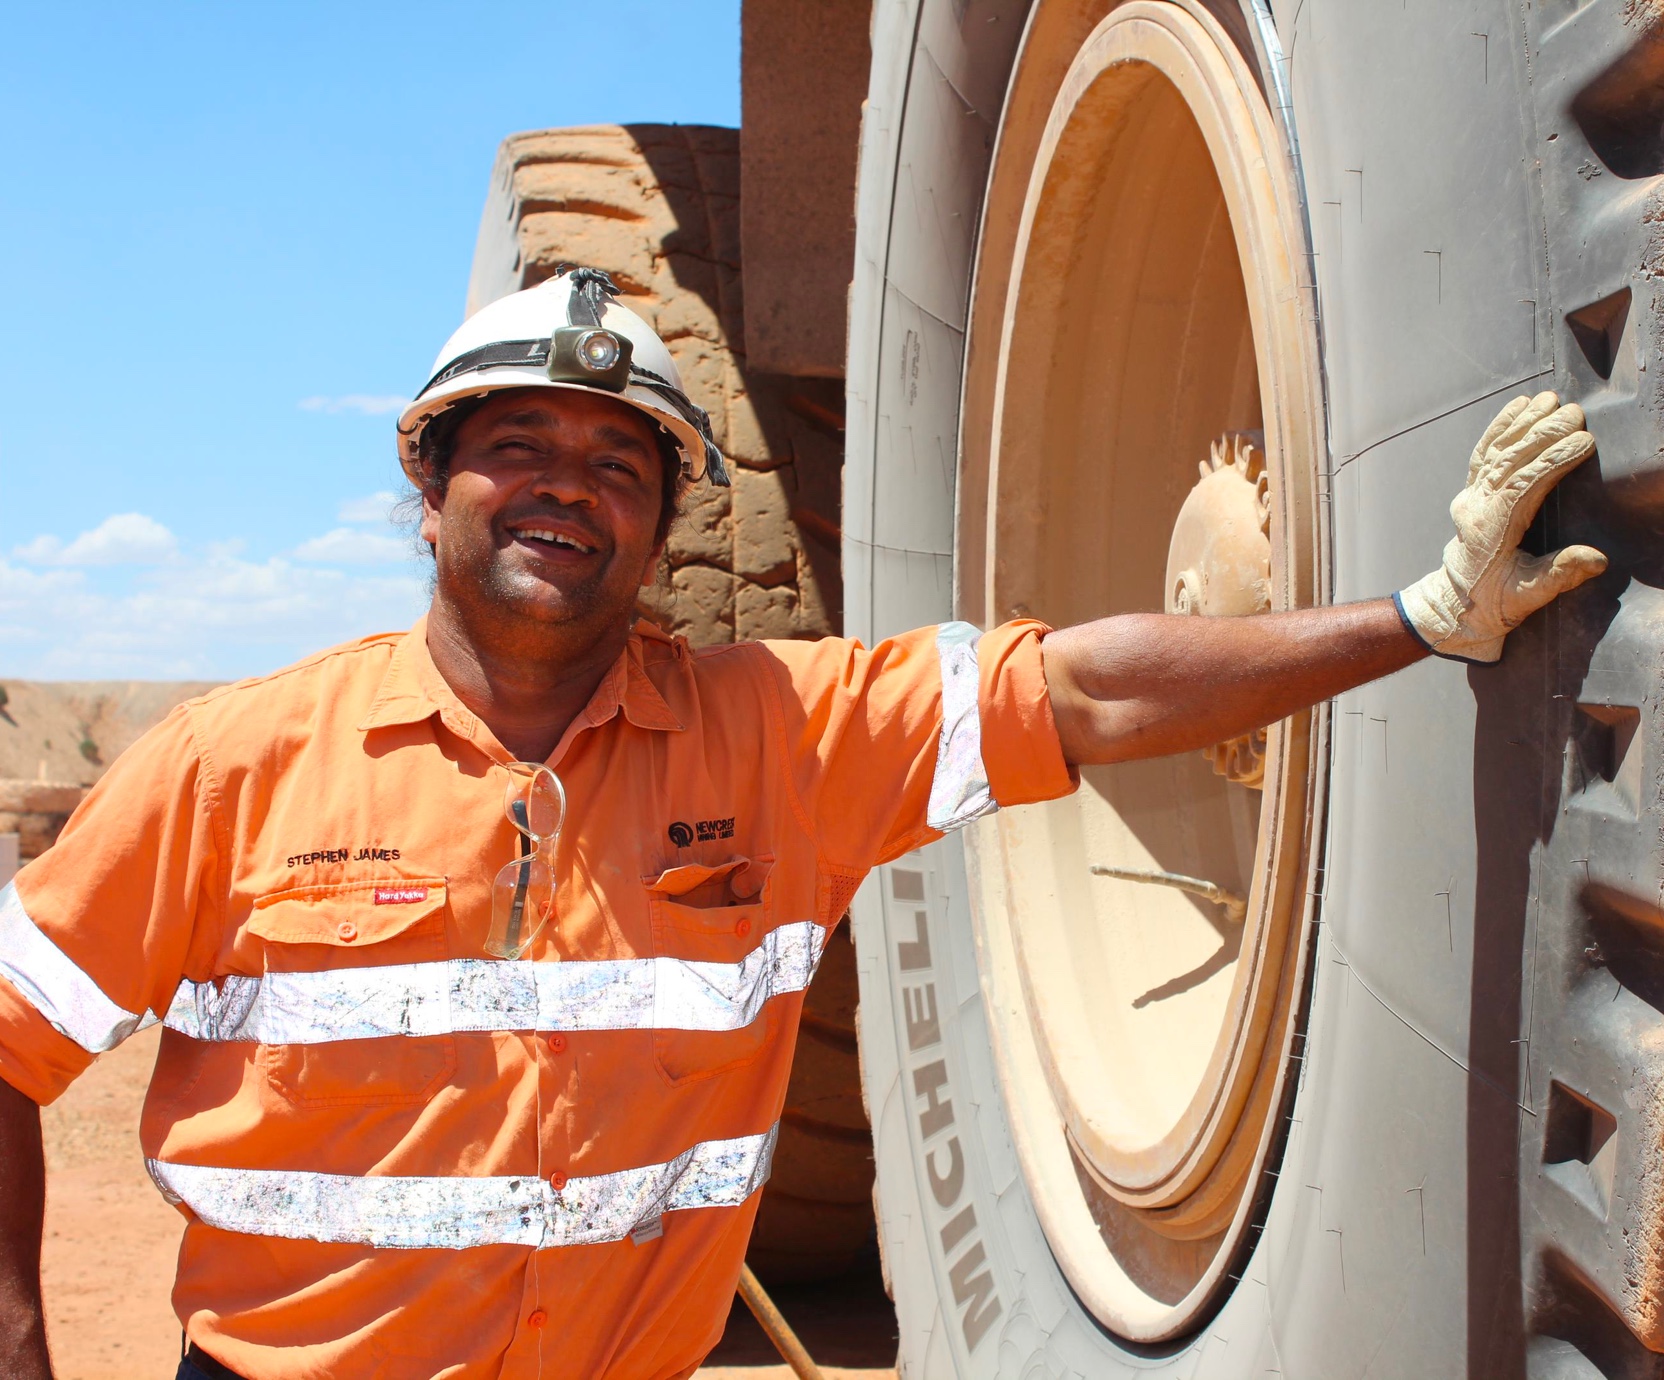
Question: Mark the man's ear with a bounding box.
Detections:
[639,538,669,589]
[419,488,443,549]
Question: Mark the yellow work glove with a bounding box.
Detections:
[1394,391,1606,663]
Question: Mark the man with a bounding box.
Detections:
[0,268,1603,1379]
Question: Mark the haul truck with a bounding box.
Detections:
[466,2,1664,1375]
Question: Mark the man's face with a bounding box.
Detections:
[420,389,668,635]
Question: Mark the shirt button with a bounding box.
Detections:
[527,1308,548,1329]
[734,918,751,937]
[336,921,357,942]
[549,1172,568,1192]
[546,1033,567,1053]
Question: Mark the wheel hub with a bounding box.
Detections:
[1165,433,1272,788]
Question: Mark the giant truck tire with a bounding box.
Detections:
[846,1,1664,1374]
[465,124,871,1283]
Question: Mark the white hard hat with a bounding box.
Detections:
[397,267,730,486]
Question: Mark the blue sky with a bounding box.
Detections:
[0,2,740,680]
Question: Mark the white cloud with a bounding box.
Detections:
[0,548,427,680]
[292,527,410,564]
[13,513,179,566]
[10,534,64,564]
[337,491,401,524]
[298,394,408,416]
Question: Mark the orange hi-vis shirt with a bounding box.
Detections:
[0,617,1075,1379]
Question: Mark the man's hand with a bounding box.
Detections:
[0,1076,51,1380]
[1044,391,1604,768]
[1396,391,1605,663]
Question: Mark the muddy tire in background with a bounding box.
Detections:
[466,124,870,1283]
[467,124,844,650]
[846,1,1664,1374]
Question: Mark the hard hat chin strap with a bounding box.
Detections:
[629,364,731,487]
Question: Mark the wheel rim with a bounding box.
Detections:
[957,0,1327,1340]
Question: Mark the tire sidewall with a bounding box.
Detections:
[856,842,1191,1376]
[847,1,1306,1373]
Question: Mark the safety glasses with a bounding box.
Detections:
[485,762,567,960]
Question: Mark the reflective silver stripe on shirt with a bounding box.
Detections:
[164,920,827,1045]
[146,1125,777,1251]
[927,621,997,832]
[0,882,156,1053]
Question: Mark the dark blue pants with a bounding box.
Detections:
[175,1343,243,1380]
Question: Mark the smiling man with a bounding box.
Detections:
[420,385,688,765]
[0,268,1606,1380]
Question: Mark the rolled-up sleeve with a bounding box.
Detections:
[759,619,1077,872]
[976,620,1077,809]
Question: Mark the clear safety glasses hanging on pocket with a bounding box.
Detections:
[485,762,567,960]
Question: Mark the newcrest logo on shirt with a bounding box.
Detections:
[666,817,736,849]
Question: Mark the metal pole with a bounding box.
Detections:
[736,1264,827,1380]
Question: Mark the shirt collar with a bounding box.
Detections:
[359,615,685,745]
[583,621,687,734]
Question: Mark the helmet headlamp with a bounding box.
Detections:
[547,325,632,392]
[577,330,621,370]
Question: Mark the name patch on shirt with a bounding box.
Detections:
[374,886,429,906]
[285,846,402,869]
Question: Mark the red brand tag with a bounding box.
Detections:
[374,886,428,906]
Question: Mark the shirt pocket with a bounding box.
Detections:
[646,856,782,1085]
[249,878,457,1108]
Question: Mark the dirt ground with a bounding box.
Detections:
[36,1025,896,1380]
[39,1025,182,1378]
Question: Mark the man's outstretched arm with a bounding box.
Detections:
[1044,392,1606,768]
[0,1076,51,1380]
[1045,599,1423,766]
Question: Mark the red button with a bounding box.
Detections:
[549,1172,568,1191]
[735,918,751,937]
[546,1033,567,1053]
[527,1308,548,1329]
[336,921,357,942]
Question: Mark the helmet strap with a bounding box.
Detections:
[565,267,621,328]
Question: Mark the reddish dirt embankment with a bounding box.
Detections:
[0,681,215,787]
